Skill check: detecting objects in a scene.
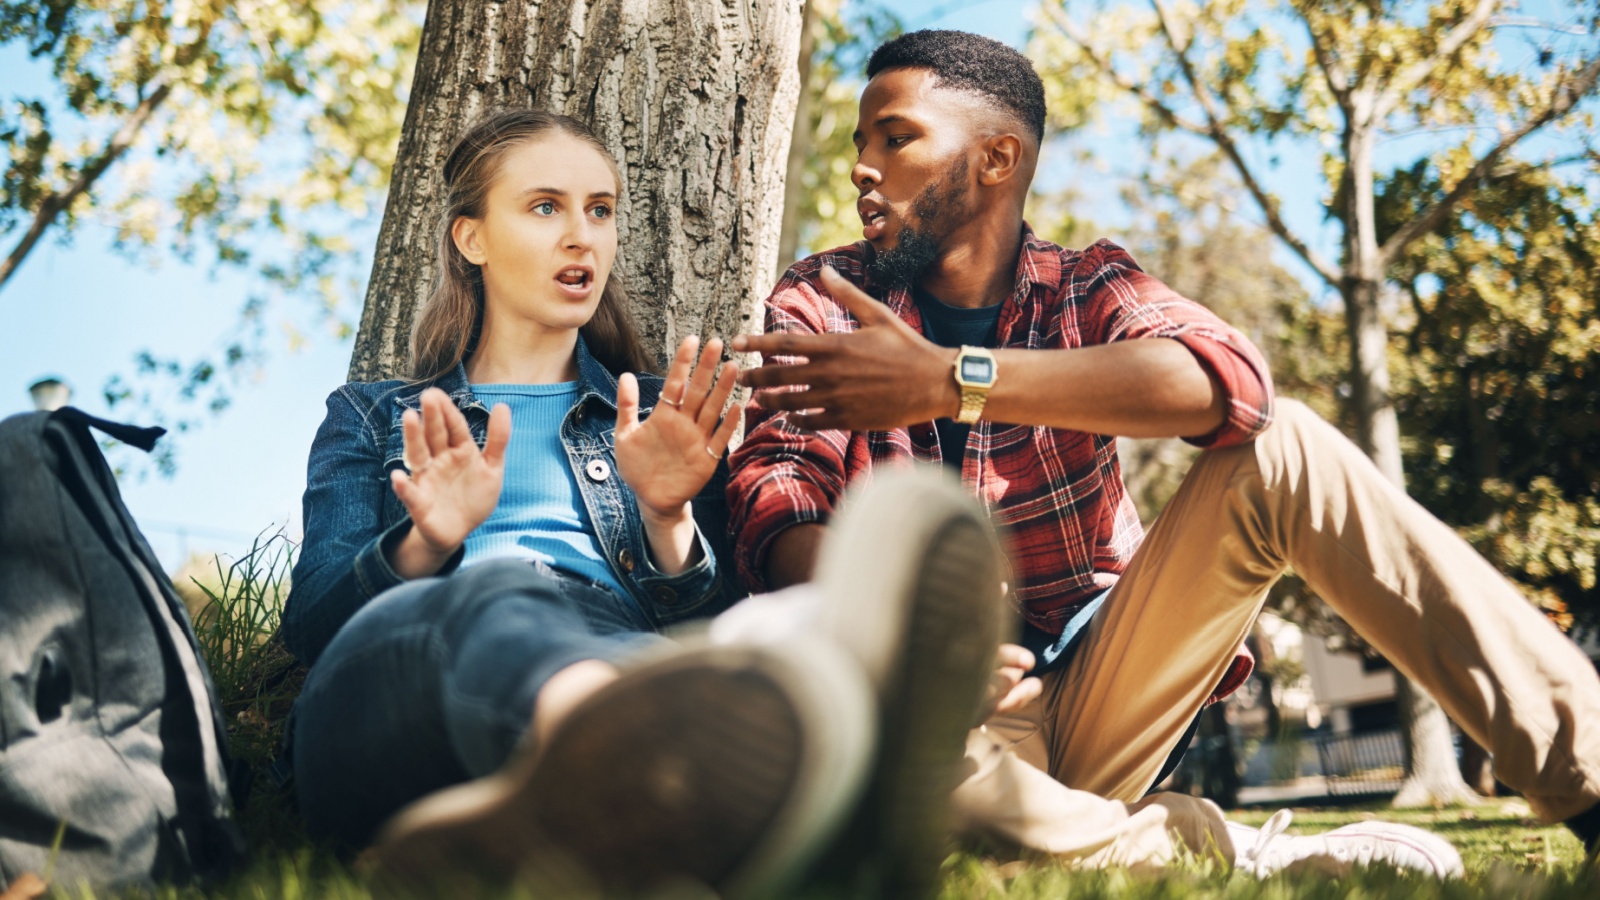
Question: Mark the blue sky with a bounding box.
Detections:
[0,0,1586,571]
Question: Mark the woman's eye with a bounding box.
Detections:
[591,205,612,220]
[532,201,556,215]
[887,135,910,148]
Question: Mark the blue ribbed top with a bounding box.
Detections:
[460,382,626,596]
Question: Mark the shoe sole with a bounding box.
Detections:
[369,640,873,898]
[813,470,1010,897]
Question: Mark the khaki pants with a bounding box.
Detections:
[953,399,1600,866]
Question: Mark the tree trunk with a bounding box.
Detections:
[349,0,806,381]
[1392,674,1481,806]
[774,0,820,280]
[1339,120,1478,808]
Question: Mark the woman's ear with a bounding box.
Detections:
[452,216,487,266]
[977,133,1024,188]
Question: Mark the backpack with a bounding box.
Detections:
[0,408,245,891]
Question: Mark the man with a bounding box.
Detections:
[728,29,1600,869]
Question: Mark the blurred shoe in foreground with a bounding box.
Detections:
[714,469,1010,897]
[368,637,874,898]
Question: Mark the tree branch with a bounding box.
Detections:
[0,80,173,292]
[1038,1,1209,135]
[1148,0,1342,286]
[1379,53,1600,266]
[1300,7,1354,113]
[1372,0,1499,121]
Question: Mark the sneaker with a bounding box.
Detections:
[1232,809,1464,879]
[809,469,1011,897]
[366,638,874,898]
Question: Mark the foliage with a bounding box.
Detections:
[177,531,307,850]
[1383,166,1600,630]
[1,0,420,449]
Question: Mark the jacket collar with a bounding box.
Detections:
[391,332,621,414]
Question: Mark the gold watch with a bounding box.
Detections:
[952,346,998,424]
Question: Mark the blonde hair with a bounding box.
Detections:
[410,108,655,382]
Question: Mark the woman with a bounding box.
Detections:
[281,109,872,895]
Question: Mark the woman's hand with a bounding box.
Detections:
[615,335,743,574]
[386,387,512,579]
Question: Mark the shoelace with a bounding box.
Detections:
[1240,808,1297,875]
[1242,809,1393,876]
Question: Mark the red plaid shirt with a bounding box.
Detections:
[727,231,1273,696]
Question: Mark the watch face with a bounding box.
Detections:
[960,356,995,385]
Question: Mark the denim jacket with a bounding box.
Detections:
[283,336,737,666]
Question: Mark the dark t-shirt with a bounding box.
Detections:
[912,287,1002,470]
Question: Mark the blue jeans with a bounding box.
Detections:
[291,559,666,848]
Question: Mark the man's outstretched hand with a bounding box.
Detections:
[732,266,959,431]
[981,642,1043,723]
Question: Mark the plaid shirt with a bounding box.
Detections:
[727,232,1274,695]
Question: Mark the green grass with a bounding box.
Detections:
[107,544,1594,898]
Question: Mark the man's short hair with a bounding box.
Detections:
[866,29,1046,144]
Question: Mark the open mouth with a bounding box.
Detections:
[859,207,889,241]
[555,267,593,291]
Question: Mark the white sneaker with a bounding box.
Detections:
[1232,809,1465,879]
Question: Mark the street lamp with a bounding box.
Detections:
[27,377,72,412]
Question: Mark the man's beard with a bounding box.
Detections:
[866,158,970,292]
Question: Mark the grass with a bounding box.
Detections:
[66,544,1592,898]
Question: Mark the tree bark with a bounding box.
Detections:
[349,0,806,381]
[1392,674,1481,806]
[1339,116,1478,808]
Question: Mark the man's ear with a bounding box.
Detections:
[977,133,1025,188]
[452,216,487,266]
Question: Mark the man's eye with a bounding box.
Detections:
[887,135,910,147]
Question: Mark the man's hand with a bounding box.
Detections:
[731,266,959,431]
[980,643,1042,723]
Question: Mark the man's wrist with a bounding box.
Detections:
[937,346,961,418]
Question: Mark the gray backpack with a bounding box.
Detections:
[0,409,244,891]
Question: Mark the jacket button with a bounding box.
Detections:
[585,459,611,482]
[617,548,635,572]
[654,586,677,605]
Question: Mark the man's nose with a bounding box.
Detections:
[852,157,880,193]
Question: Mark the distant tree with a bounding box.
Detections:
[1,0,419,442]
[1034,0,1600,807]
[348,0,804,379]
[1384,166,1600,632]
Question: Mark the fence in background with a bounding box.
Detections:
[1313,728,1405,797]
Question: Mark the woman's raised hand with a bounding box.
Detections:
[389,387,512,573]
[615,335,743,522]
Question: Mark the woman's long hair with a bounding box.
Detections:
[410,108,656,383]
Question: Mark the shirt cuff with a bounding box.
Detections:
[353,517,465,598]
[1167,333,1274,449]
[634,520,721,612]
